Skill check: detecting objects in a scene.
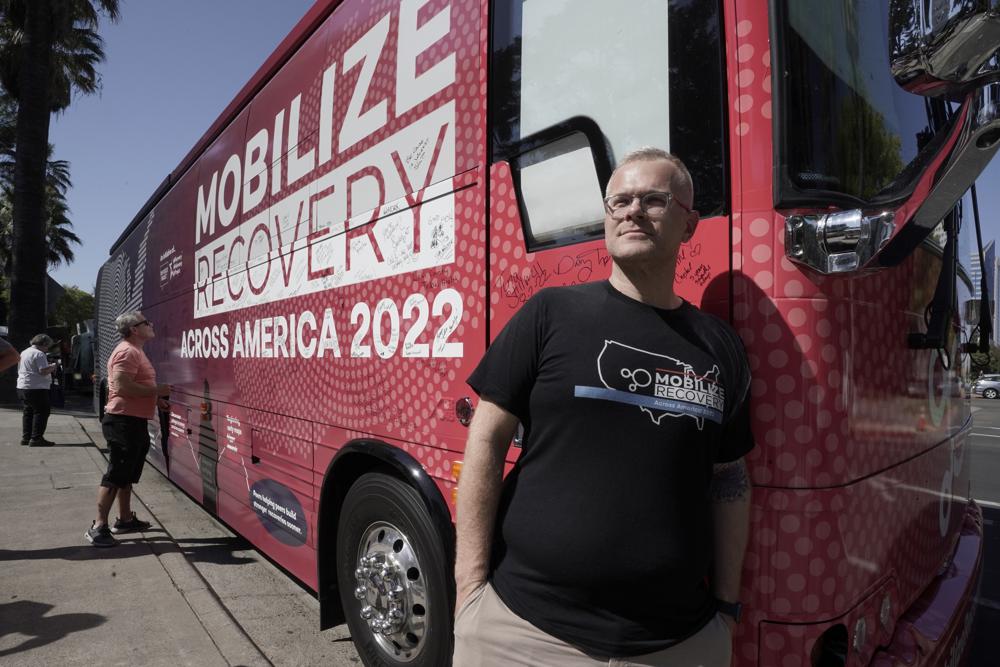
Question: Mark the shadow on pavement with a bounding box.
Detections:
[0,600,104,658]
[0,541,158,562]
[9,441,94,448]
[163,535,258,566]
[48,442,99,448]
[0,534,253,566]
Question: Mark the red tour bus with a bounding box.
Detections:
[95,0,1000,665]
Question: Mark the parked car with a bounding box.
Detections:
[973,374,1000,399]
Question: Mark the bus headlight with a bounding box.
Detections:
[785,210,895,274]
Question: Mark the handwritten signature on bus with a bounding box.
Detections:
[494,243,713,308]
[494,248,611,308]
[675,243,711,287]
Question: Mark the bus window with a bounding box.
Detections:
[515,133,606,246]
[777,0,944,207]
[491,0,728,250]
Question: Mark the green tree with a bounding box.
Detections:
[0,0,119,350]
[51,284,93,331]
[0,144,81,273]
[971,345,1000,375]
[833,96,906,200]
[0,92,81,321]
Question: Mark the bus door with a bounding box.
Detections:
[486,0,732,335]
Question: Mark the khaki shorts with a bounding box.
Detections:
[453,584,732,667]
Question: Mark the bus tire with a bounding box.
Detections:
[337,472,451,667]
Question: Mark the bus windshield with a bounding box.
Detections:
[777,0,945,206]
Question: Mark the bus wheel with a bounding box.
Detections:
[337,472,450,666]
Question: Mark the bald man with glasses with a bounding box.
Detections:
[454,148,753,666]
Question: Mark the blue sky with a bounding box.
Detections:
[48,1,313,291]
[47,2,1000,292]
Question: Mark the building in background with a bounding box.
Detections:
[970,240,999,342]
[993,250,998,345]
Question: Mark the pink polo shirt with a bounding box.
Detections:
[105,340,157,418]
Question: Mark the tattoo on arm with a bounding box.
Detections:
[711,458,750,502]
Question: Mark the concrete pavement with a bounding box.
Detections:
[0,404,360,666]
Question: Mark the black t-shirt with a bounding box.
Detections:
[468,281,753,658]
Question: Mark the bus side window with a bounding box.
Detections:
[490,0,726,250]
[512,132,607,250]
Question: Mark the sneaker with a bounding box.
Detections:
[27,438,55,447]
[85,522,116,548]
[111,511,152,534]
[20,438,29,446]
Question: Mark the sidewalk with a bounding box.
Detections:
[0,406,297,666]
[0,406,270,666]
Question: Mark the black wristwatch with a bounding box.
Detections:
[716,598,743,623]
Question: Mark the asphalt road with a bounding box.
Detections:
[969,398,1000,667]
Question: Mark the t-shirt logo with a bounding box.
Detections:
[574,340,725,429]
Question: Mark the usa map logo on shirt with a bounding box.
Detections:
[574,340,724,429]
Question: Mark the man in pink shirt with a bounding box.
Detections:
[86,311,170,548]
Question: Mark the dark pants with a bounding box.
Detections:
[18,389,50,441]
[100,414,151,488]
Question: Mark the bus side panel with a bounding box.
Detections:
[217,483,319,589]
[745,431,969,621]
[723,0,978,663]
[149,0,483,428]
[144,169,199,310]
[111,0,485,590]
[313,422,459,515]
[92,262,108,412]
[144,406,168,477]
[94,211,156,388]
[485,161,733,338]
[214,402,254,514]
[166,392,204,504]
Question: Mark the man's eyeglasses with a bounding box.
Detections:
[603,191,692,219]
[134,320,152,328]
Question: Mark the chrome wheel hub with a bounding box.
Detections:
[353,522,428,662]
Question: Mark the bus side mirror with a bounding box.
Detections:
[786,84,999,274]
[890,0,1000,98]
[911,83,1000,232]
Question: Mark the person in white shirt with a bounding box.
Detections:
[17,334,58,447]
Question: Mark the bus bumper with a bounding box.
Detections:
[872,500,983,667]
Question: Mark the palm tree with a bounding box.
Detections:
[0,90,13,159]
[40,187,81,267]
[0,91,81,321]
[0,184,81,270]
[0,183,82,323]
[0,0,119,349]
[0,98,73,196]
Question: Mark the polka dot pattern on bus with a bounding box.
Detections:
[726,7,972,664]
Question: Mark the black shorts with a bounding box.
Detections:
[101,414,151,488]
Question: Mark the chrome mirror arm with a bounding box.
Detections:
[911,83,1000,232]
[890,0,1000,98]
